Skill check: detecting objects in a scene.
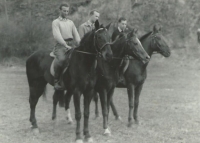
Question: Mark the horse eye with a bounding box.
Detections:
[134,42,138,46]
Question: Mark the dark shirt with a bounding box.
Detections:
[112,27,123,41]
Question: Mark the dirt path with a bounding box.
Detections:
[0,56,200,143]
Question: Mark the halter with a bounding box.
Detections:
[93,28,112,57]
[150,33,161,55]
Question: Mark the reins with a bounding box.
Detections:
[74,32,159,59]
[75,50,97,56]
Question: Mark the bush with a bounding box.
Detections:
[1,0,200,60]
[0,16,52,58]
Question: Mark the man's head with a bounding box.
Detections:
[59,2,70,18]
[118,17,127,31]
[89,10,100,23]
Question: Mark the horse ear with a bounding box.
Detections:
[133,28,138,34]
[95,20,100,30]
[153,24,161,33]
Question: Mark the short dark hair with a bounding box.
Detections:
[59,2,70,10]
[118,17,126,23]
[89,9,99,16]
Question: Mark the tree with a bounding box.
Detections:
[4,0,8,22]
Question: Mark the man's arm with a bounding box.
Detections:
[72,23,81,45]
[78,24,85,39]
[52,20,71,49]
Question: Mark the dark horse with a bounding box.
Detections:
[94,29,150,135]
[26,23,113,143]
[94,24,171,127]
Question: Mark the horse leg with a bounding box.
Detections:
[29,82,46,133]
[73,89,82,143]
[52,90,64,120]
[127,83,134,127]
[65,90,73,124]
[99,89,110,136]
[83,90,94,142]
[93,91,99,118]
[133,84,143,124]
[110,97,122,121]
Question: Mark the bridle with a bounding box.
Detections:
[93,28,113,57]
[150,33,162,55]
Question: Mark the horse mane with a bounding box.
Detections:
[139,31,152,41]
[79,30,95,47]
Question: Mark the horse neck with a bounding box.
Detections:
[110,38,126,68]
[141,37,154,57]
[97,39,125,77]
[77,35,96,67]
[139,36,154,69]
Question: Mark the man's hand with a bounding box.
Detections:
[65,45,72,50]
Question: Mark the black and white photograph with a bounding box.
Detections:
[0,0,199,143]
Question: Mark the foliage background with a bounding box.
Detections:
[0,0,200,61]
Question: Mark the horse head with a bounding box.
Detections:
[94,20,113,61]
[150,24,171,57]
[124,28,150,63]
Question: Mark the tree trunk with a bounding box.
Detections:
[4,0,8,22]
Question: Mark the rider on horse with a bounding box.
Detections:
[112,17,127,41]
[52,2,81,90]
[78,10,100,39]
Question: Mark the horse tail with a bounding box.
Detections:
[26,51,48,100]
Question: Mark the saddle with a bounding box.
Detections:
[119,55,130,75]
[50,48,74,77]
[118,55,131,84]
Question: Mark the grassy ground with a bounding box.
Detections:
[0,53,200,143]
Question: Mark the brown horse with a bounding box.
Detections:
[26,22,113,143]
[94,24,171,127]
[93,29,150,136]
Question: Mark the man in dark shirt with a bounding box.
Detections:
[112,17,127,41]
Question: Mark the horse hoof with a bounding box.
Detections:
[85,137,93,143]
[115,116,123,122]
[66,117,73,124]
[75,139,83,143]
[103,128,111,136]
[32,128,40,135]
